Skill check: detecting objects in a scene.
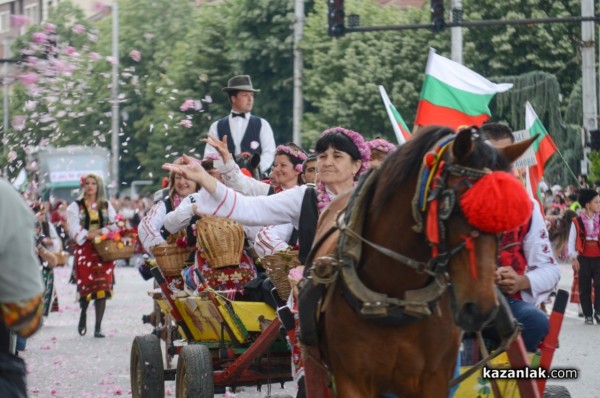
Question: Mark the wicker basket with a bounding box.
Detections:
[195,216,244,268]
[94,239,136,262]
[153,243,195,276]
[262,250,301,300]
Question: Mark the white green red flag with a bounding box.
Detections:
[378,85,411,144]
[525,101,558,212]
[414,49,513,130]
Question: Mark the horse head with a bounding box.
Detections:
[443,128,535,332]
[235,151,261,179]
[368,126,535,332]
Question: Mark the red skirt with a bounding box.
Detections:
[74,241,115,302]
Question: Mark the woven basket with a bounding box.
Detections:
[153,243,195,276]
[53,251,68,267]
[262,250,301,300]
[195,216,244,268]
[94,239,136,262]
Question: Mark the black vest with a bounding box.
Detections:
[217,115,263,155]
[159,195,199,249]
[76,199,107,230]
[298,187,319,264]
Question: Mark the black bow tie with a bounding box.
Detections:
[232,112,246,118]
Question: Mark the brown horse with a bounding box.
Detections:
[302,126,535,398]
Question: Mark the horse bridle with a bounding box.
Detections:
[338,135,491,278]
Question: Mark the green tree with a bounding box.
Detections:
[5,1,107,173]
[139,0,297,180]
[302,0,445,147]
[464,0,581,97]
[92,0,197,187]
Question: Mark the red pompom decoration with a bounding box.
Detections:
[459,172,532,233]
[424,152,436,168]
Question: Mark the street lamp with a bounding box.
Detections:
[110,0,119,198]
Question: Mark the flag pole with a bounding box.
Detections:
[553,148,580,184]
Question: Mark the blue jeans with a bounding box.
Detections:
[508,298,549,352]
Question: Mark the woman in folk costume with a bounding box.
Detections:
[206,133,308,257]
[66,174,118,337]
[206,133,306,196]
[138,157,201,254]
[138,158,201,324]
[160,157,257,294]
[567,189,600,325]
[31,203,60,316]
[366,137,397,169]
[163,126,370,396]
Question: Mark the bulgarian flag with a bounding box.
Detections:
[525,101,558,212]
[379,85,411,144]
[414,49,513,130]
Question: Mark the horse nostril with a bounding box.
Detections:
[461,302,481,318]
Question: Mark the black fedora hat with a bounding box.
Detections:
[222,75,260,93]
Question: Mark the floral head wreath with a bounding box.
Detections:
[276,144,307,173]
[320,126,370,175]
[367,138,397,155]
[203,153,222,162]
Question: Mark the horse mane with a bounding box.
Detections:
[373,125,511,212]
[373,126,455,210]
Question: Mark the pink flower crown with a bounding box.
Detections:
[276,145,307,162]
[320,127,370,175]
[367,138,397,154]
[203,153,222,162]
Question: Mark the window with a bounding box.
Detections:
[24,4,39,24]
[0,11,9,33]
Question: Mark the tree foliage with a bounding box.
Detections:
[301,0,446,146]
[1,0,590,191]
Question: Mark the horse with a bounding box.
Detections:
[300,126,536,398]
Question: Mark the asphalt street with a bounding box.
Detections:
[20,259,597,397]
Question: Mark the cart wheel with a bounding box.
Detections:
[175,344,214,398]
[130,335,165,398]
[544,385,571,397]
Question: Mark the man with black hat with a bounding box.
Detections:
[204,75,276,175]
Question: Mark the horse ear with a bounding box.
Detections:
[251,153,261,169]
[499,134,538,164]
[452,128,474,161]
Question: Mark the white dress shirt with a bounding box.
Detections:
[520,200,561,306]
[205,112,276,173]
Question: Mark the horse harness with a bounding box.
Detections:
[302,135,492,329]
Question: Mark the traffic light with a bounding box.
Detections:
[328,0,345,37]
[430,0,445,33]
[590,129,600,151]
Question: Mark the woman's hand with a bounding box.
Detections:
[163,155,217,193]
[203,133,232,162]
[572,258,580,273]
